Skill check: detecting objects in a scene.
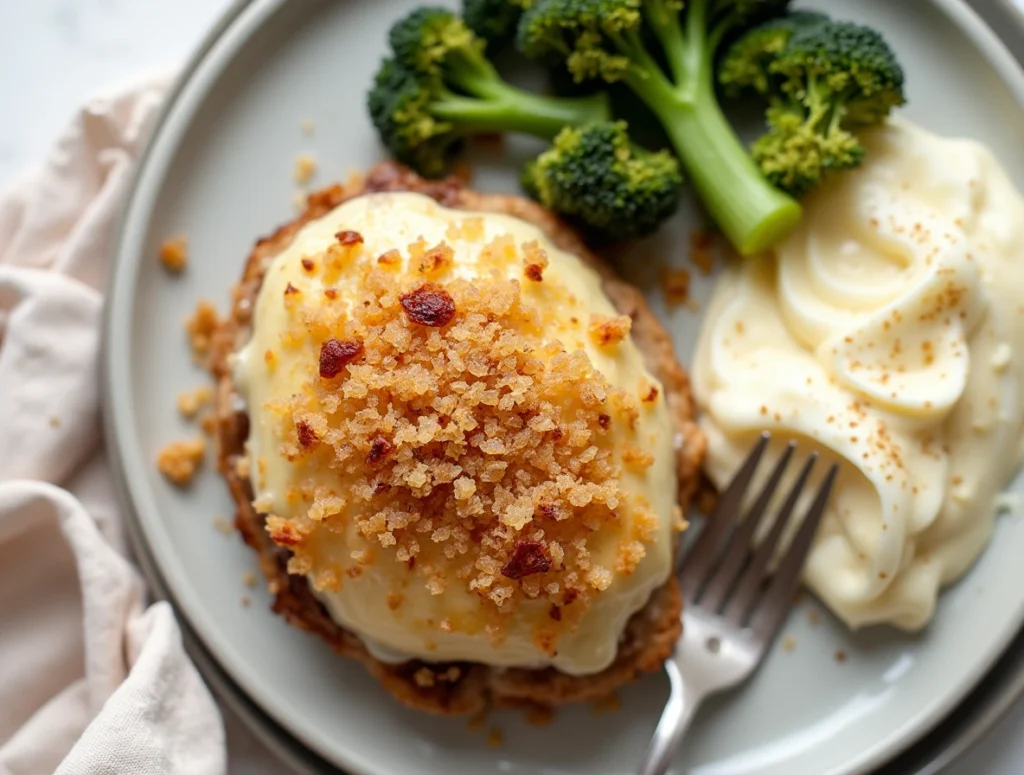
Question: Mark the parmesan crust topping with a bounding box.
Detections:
[232,192,677,674]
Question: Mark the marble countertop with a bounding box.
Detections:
[4,0,1024,773]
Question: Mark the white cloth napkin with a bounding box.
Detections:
[0,77,233,775]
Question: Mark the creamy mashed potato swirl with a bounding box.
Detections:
[233,192,678,674]
[695,119,1024,629]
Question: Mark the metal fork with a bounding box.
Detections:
[637,432,838,775]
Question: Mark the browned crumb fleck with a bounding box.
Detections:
[200,414,217,436]
[159,236,188,273]
[157,438,206,485]
[641,384,659,403]
[781,635,796,652]
[661,267,691,307]
[689,229,714,275]
[213,516,234,536]
[834,649,847,664]
[294,154,317,185]
[185,300,222,360]
[501,540,552,580]
[377,249,401,267]
[591,692,622,715]
[414,667,438,688]
[49,416,61,428]
[400,283,456,327]
[417,242,455,276]
[177,386,213,419]
[589,314,632,347]
[386,593,404,611]
[243,571,257,587]
[486,728,504,748]
[523,240,549,282]
[319,338,364,378]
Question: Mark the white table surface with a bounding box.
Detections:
[4,0,1024,773]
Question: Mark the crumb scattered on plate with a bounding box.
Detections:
[781,635,796,652]
[486,728,503,748]
[294,154,317,185]
[186,300,222,360]
[157,438,206,485]
[661,267,691,307]
[834,649,847,664]
[49,416,61,428]
[177,385,213,419]
[243,570,257,588]
[689,229,714,275]
[159,236,189,273]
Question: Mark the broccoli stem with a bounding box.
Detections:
[623,0,801,255]
[439,55,611,138]
[431,85,610,137]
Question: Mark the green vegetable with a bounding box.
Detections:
[462,0,534,49]
[522,121,683,240]
[368,8,611,177]
[517,0,802,256]
[720,15,906,196]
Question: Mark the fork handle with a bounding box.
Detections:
[637,660,704,775]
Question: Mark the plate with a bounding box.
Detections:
[102,0,1024,773]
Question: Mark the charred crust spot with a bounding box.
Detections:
[301,258,315,272]
[400,283,456,327]
[378,250,401,266]
[366,435,395,466]
[335,230,364,247]
[524,263,544,282]
[548,604,562,621]
[598,413,611,430]
[324,288,338,300]
[284,282,300,296]
[562,588,579,606]
[296,420,318,448]
[501,540,552,581]
[536,503,561,521]
[319,338,364,378]
[642,386,659,403]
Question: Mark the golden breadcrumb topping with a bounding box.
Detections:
[159,237,188,272]
[661,267,691,307]
[259,236,660,636]
[157,437,206,485]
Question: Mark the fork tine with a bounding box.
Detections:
[678,432,771,600]
[748,464,838,641]
[697,441,797,612]
[721,452,818,626]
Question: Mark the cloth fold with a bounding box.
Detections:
[0,77,229,775]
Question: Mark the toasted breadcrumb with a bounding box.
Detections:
[689,230,714,275]
[661,267,691,307]
[294,154,317,185]
[834,649,847,664]
[157,438,206,485]
[589,314,632,347]
[243,571,257,588]
[258,236,660,648]
[781,635,796,652]
[49,416,61,428]
[185,300,222,360]
[177,386,214,419]
[486,728,504,748]
[160,236,188,273]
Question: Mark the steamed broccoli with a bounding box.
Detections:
[719,15,905,196]
[462,0,533,49]
[368,8,611,177]
[516,0,802,256]
[522,121,683,240]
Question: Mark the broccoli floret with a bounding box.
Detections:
[720,17,905,196]
[462,0,533,49]
[522,121,683,239]
[369,8,611,177]
[516,0,801,256]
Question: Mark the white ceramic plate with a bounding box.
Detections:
[104,1,1024,773]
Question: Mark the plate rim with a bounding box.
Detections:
[100,0,1024,773]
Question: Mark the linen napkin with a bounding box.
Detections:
[0,76,231,775]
